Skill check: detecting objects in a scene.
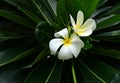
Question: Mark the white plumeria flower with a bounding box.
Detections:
[49,28,84,60]
[70,10,96,37]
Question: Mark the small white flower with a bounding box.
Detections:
[49,28,84,60]
[70,10,96,37]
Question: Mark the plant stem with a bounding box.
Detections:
[72,61,77,83]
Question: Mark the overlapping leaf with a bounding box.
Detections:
[0,0,120,83]
[23,58,62,83]
[0,46,39,67]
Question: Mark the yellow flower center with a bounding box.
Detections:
[63,38,71,46]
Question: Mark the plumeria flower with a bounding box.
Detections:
[49,28,84,60]
[70,10,96,37]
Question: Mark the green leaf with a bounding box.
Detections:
[95,30,120,37]
[4,0,20,7]
[0,31,31,42]
[0,21,34,42]
[65,0,83,19]
[94,30,120,42]
[97,0,107,7]
[47,0,57,15]
[66,0,87,17]
[82,38,93,50]
[35,21,54,46]
[28,48,49,67]
[89,47,120,59]
[0,34,25,42]
[18,7,41,24]
[23,58,62,83]
[81,57,120,83]
[92,7,111,18]
[0,9,35,29]
[85,0,100,19]
[76,59,105,83]
[97,14,120,30]
[31,0,55,26]
[41,0,57,17]
[65,0,99,20]
[0,60,30,83]
[0,46,39,67]
[4,0,41,23]
[98,3,120,17]
[56,0,68,30]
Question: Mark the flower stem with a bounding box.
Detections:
[72,61,77,83]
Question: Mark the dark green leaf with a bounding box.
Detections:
[76,59,105,83]
[107,3,120,14]
[0,46,39,67]
[4,0,41,23]
[89,47,120,59]
[85,0,100,19]
[92,7,111,18]
[23,58,62,83]
[0,31,31,42]
[97,3,120,17]
[31,0,55,26]
[82,38,93,50]
[81,57,120,83]
[97,14,120,30]
[56,0,68,30]
[4,0,20,7]
[0,60,30,83]
[97,0,107,7]
[47,0,57,15]
[94,30,120,42]
[65,0,85,17]
[41,0,57,17]
[18,7,41,24]
[65,0,99,20]
[35,21,54,46]
[28,48,49,67]
[0,9,35,29]
[95,30,120,37]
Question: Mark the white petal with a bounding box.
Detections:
[77,29,93,37]
[54,28,68,38]
[49,38,63,55]
[70,33,84,46]
[58,45,73,60]
[81,19,96,31]
[70,15,75,27]
[69,34,84,57]
[69,42,83,58]
[77,10,84,26]
[76,19,96,36]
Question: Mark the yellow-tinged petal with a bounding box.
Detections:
[81,19,96,30]
[74,19,96,36]
[70,10,96,37]
[77,10,84,27]
[77,29,93,36]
